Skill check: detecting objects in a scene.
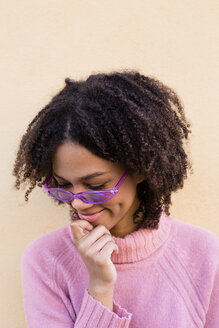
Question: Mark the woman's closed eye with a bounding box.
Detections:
[55,180,107,191]
[53,178,70,188]
[87,183,106,190]
[56,182,71,188]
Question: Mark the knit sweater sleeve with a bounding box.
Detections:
[74,289,131,327]
[204,239,219,327]
[21,240,132,328]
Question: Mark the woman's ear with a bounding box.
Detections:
[137,177,144,184]
[134,173,145,184]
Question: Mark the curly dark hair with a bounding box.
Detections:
[13,70,192,229]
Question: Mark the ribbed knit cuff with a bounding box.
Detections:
[75,289,132,327]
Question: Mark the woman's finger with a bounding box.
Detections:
[95,241,119,264]
[85,233,114,257]
[78,224,111,249]
[71,220,93,242]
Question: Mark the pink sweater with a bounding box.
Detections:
[22,212,219,327]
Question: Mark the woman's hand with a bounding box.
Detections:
[71,219,119,291]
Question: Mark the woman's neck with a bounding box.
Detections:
[110,196,140,238]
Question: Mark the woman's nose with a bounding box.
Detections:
[70,197,93,212]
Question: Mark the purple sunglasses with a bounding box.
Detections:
[42,171,128,204]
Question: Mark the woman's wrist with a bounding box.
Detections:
[88,281,115,312]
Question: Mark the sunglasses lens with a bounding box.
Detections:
[49,189,73,201]
[81,192,108,204]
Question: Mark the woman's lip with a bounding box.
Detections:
[77,209,105,222]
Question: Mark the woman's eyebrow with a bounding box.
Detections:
[53,171,108,181]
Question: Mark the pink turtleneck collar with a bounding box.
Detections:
[111,211,172,264]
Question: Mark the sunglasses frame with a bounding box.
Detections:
[42,171,128,204]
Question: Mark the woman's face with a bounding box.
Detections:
[52,141,142,237]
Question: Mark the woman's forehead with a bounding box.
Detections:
[52,142,121,178]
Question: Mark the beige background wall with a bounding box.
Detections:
[1,0,218,326]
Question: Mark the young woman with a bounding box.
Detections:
[13,71,219,327]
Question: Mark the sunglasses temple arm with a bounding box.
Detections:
[42,174,53,188]
[114,171,128,190]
